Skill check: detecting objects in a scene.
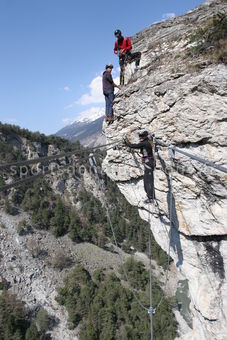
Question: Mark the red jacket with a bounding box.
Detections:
[114,36,132,57]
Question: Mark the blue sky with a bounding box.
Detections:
[0,0,204,135]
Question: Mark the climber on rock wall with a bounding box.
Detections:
[102,64,121,125]
[124,129,155,203]
[114,29,141,85]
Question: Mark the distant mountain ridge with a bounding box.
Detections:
[56,115,105,147]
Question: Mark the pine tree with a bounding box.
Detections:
[25,324,40,340]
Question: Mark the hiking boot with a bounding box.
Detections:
[109,115,114,123]
[144,198,159,213]
[144,198,154,204]
[137,198,152,207]
[105,115,114,124]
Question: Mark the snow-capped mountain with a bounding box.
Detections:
[56,108,105,147]
[75,107,104,123]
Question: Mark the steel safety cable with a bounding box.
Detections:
[154,148,174,313]
[128,144,173,315]
[155,139,227,174]
[0,142,120,192]
[88,153,148,312]
[0,140,121,170]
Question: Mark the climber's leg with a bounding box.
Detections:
[119,56,126,85]
[144,164,155,201]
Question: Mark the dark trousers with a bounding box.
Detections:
[144,164,155,200]
[127,51,142,67]
[119,51,141,85]
[104,91,114,116]
[119,51,141,68]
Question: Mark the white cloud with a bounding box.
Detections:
[64,73,120,110]
[77,75,104,106]
[62,106,104,126]
[64,86,70,92]
[76,107,105,122]
[162,12,175,21]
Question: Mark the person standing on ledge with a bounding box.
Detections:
[102,64,120,125]
[124,129,155,203]
[114,29,141,85]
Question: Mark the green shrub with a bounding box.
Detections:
[0,223,6,229]
[0,291,28,339]
[17,219,32,236]
[4,198,15,215]
[120,257,149,290]
[25,323,41,340]
[49,250,72,271]
[0,278,10,290]
[0,139,23,163]
[51,199,70,237]
[26,239,43,258]
[35,308,50,335]
[187,12,227,63]
[0,289,47,339]
[0,177,5,186]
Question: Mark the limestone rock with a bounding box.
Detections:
[103,1,227,339]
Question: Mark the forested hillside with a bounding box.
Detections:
[0,123,176,339]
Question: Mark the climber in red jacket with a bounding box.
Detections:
[114,29,132,59]
[114,29,141,85]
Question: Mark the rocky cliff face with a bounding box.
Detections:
[103,1,227,339]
